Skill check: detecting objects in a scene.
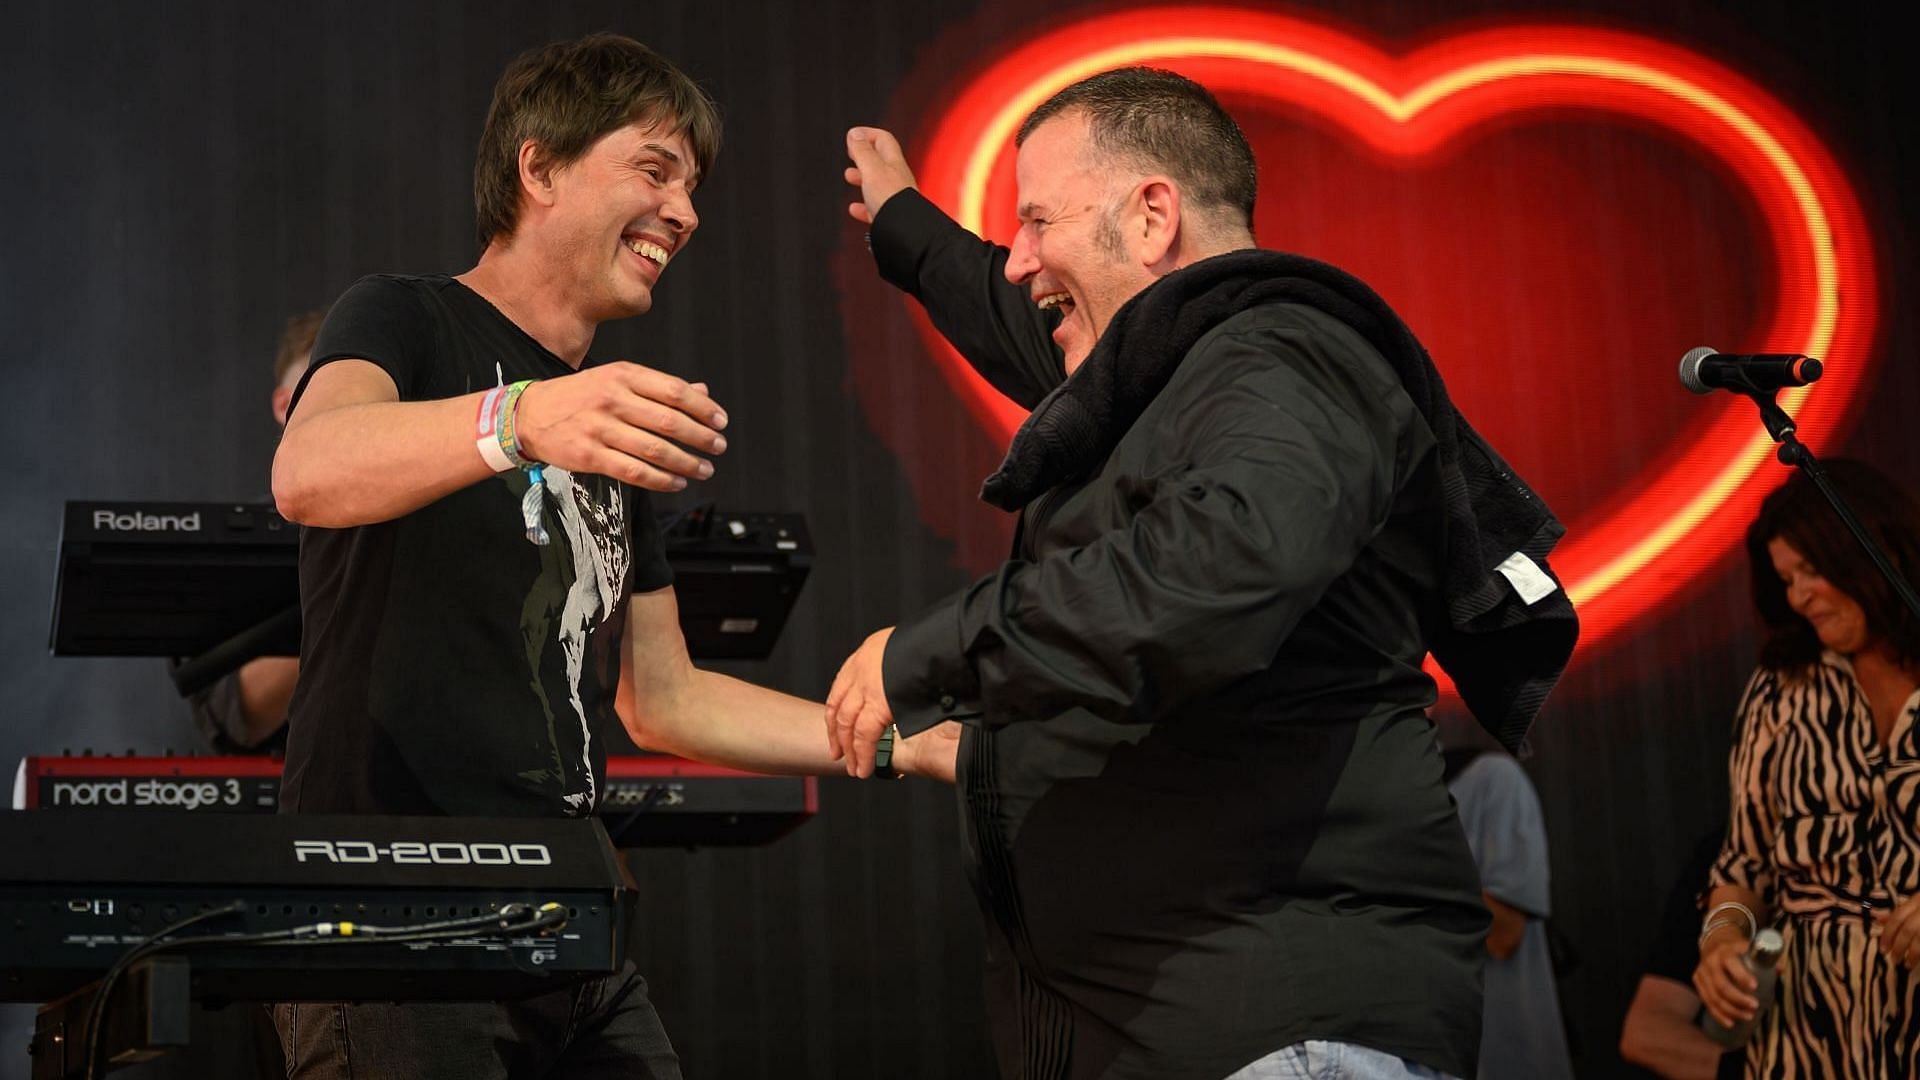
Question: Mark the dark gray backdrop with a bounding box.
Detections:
[1,1,1914,1078]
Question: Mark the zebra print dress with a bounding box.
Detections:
[1711,653,1920,1079]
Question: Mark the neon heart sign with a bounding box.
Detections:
[889,6,1877,655]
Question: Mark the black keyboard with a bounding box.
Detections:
[0,810,631,1003]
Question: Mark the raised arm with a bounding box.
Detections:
[845,127,1063,408]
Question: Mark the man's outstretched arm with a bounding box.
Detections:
[275,359,727,527]
[619,587,958,782]
[272,279,730,529]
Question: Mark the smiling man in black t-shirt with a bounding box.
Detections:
[269,34,945,1079]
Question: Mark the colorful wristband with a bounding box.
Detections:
[497,380,535,469]
[476,376,549,546]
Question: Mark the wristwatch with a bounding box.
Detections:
[872,724,902,780]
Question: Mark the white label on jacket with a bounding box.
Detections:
[1496,551,1558,605]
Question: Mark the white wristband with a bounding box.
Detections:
[476,433,514,473]
[474,384,514,473]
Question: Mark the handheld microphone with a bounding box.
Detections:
[1679,347,1823,395]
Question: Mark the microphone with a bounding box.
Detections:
[1679,347,1823,395]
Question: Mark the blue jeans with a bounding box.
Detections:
[1226,1039,1458,1080]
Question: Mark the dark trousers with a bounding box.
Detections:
[271,961,680,1079]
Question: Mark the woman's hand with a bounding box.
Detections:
[1692,925,1760,1029]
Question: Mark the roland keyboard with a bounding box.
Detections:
[51,500,813,660]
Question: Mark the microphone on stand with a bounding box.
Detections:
[1682,341,1920,632]
[1678,347,1823,395]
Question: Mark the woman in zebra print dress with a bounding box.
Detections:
[1694,460,1920,1079]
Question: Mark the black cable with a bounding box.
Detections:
[604,784,671,846]
[80,902,566,1079]
[82,902,246,1080]
[169,903,567,951]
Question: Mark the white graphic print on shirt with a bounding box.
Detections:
[543,465,630,813]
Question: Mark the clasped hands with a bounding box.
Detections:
[826,628,899,778]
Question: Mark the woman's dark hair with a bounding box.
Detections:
[1746,458,1920,672]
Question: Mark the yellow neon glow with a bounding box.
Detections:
[954,36,1843,608]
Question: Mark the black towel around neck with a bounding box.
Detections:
[982,249,1579,753]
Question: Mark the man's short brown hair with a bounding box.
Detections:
[473,33,721,249]
[273,309,326,384]
[1017,67,1257,230]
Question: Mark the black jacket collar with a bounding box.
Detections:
[983,247,1580,754]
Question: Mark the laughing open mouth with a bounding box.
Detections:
[624,236,672,266]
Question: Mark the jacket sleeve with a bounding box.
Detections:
[867,188,1065,408]
[882,324,1412,734]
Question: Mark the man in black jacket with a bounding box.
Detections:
[830,68,1575,1080]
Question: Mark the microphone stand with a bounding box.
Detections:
[168,604,300,699]
[1740,382,1920,627]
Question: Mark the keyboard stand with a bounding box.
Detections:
[30,957,192,1079]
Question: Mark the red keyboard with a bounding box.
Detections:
[13,754,816,847]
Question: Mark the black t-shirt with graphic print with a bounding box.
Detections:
[279,274,673,818]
